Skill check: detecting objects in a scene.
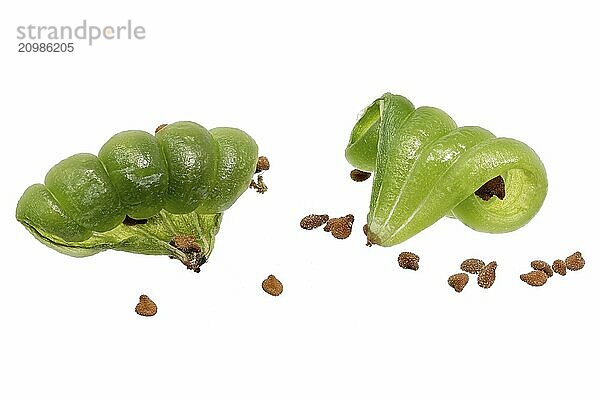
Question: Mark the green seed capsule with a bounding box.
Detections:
[15,121,262,267]
[346,93,548,246]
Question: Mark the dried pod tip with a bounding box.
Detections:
[249,175,268,194]
[565,251,585,271]
[155,123,168,133]
[350,169,372,182]
[170,235,204,272]
[520,270,548,287]
[363,224,373,247]
[262,275,283,296]
[460,258,485,274]
[531,260,553,278]
[475,175,506,201]
[135,294,158,317]
[477,261,497,289]
[448,273,469,293]
[552,259,567,276]
[323,214,354,239]
[256,156,270,173]
[300,214,329,230]
[398,252,420,271]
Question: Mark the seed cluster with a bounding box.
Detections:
[520,251,585,287]
[262,275,283,296]
[448,258,497,292]
[135,294,158,317]
[398,252,420,270]
[301,213,354,239]
[350,169,371,182]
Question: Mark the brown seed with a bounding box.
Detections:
[552,259,567,276]
[155,123,168,133]
[170,235,202,253]
[324,214,354,239]
[255,156,270,173]
[520,270,548,287]
[475,175,506,201]
[262,275,283,296]
[565,251,585,271]
[460,258,485,274]
[350,169,371,182]
[135,295,158,317]
[398,252,420,271]
[531,260,553,278]
[448,273,469,293]
[477,261,497,288]
[300,214,329,230]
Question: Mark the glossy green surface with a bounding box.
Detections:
[16,122,259,262]
[346,93,548,246]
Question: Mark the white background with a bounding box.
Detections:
[1,1,598,399]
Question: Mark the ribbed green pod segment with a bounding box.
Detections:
[346,93,548,247]
[15,121,262,269]
[98,130,169,220]
[156,121,218,214]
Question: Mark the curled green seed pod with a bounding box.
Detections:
[16,122,259,269]
[346,93,548,247]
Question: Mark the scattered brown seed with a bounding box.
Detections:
[135,295,158,317]
[448,273,469,293]
[350,169,371,182]
[460,258,485,274]
[324,215,354,239]
[155,123,167,133]
[300,214,329,230]
[552,259,567,276]
[531,260,553,278]
[256,156,270,173]
[477,261,497,288]
[520,270,548,287]
[262,275,283,296]
[565,251,585,271]
[475,176,506,201]
[398,252,420,271]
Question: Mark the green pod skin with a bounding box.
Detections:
[98,130,169,220]
[156,121,219,214]
[346,93,548,247]
[15,122,260,266]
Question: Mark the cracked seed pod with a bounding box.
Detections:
[345,93,547,247]
[477,261,497,288]
[448,273,469,293]
[552,259,567,276]
[460,258,485,274]
[565,251,585,271]
[520,270,548,287]
[324,215,354,239]
[531,260,553,277]
[135,295,158,317]
[300,214,329,230]
[16,123,260,271]
[398,251,420,271]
